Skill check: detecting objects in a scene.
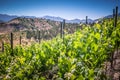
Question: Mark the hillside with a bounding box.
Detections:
[0,17,80,47]
[0,18,54,34]
[0,17,79,34]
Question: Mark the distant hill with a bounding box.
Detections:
[0,17,79,35]
[0,20,4,23]
[0,14,36,22]
[42,16,63,22]
[42,16,81,23]
[0,17,53,34]
[42,15,94,23]
[104,13,120,18]
[66,19,81,23]
[1,13,119,24]
[0,14,18,22]
[0,14,94,23]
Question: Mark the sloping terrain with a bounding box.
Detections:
[0,18,55,34]
[0,17,80,34]
[0,17,80,48]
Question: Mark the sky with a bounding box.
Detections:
[0,0,120,20]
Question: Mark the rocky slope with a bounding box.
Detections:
[0,17,60,34]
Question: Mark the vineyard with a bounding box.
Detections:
[0,16,120,79]
[0,5,120,79]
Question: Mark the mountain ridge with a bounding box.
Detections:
[0,13,120,23]
[0,14,94,23]
[42,15,94,23]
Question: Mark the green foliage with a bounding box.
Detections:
[0,18,120,79]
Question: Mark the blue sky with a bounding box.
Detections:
[0,0,120,20]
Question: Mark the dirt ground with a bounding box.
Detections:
[105,50,120,80]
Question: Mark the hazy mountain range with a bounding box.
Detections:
[0,14,92,23]
[0,14,36,22]
[42,15,93,23]
[104,13,120,18]
[0,13,120,23]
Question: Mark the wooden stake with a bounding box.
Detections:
[10,32,13,55]
[20,36,21,45]
[86,16,88,24]
[60,22,63,38]
[63,19,65,41]
[38,30,41,43]
[2,41,4,52]
[115,6,118,27]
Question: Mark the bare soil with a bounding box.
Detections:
[105,50,120,80]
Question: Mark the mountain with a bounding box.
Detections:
[0,14,18,22]
[0,14,95,23]
[42,16,64,22]
[0,18,50,34]
[0,20,4,23]
[80,19,94,23]
[0,14,36,22]
[104,13,120,18]
[66,19,80,23]
[42,16,94,23]
[0,14,94,23]
[1,13,120,24]
[0,17,79,41]
[20,16,36,18]
[42,16,82,23]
